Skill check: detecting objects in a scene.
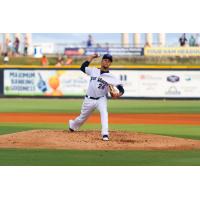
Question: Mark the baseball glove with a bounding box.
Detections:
[108,85,119,98]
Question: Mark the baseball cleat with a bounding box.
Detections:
[102,135,109,141]
[69,128,74,132]
[68,120,75,132]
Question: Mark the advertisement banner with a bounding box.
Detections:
[4,70,90,96]
[34,43,55,56]
[4,69,200,98]
[109,47,143,56]
[116,70,200,97]
[64,47,143,56]
[144,47,200,57]
[85,47,109,55]
[85,47,143,56]
[64,48,85,56]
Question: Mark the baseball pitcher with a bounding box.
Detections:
[68,53,124,141]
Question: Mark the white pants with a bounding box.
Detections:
[69,96,109,136]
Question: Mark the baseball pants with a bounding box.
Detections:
[69,96,109,136]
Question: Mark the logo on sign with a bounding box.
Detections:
[37,73,47,92]
[165,86,181,95]
[120,74,127,81]
[167,75,180,83]
[185,76,192,81]
[140,74,162,80]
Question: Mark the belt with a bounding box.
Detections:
[86,95,103,100]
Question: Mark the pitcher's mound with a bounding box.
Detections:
[0,130,200,150]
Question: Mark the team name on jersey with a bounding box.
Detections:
[97,77,108,85]
[90,77,97,81]
[90,77,108,85]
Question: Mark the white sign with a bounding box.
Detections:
[4,69,200,98]
[4,70,90,96]
[113,70,200,97]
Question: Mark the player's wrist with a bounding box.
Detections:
[86,57,92,62]
[87,55,96,62]
[90,53,99,59]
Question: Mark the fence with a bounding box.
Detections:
[1,66,200,99]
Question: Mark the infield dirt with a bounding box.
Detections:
[1,113,200,125]
[1,112,200,150]
[0,130,200,150]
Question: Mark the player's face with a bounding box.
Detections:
[101,59,112,70]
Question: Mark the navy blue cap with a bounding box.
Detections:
[102,54,113,62]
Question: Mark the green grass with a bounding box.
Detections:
[1,99,200,113]
[1,98,200,166]
[0,149,200,166]
[0,123,64,135]
[82,124,200,140]
[0,121,200,165]
[2,56,200,66]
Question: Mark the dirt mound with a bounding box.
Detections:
[0,130,200,150]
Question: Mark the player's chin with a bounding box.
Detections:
[102,65,109,69]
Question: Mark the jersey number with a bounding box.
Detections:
[98,83,106,90]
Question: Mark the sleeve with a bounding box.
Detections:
[85,67,94,76]
[80,61,93,76]
[80,61,89,73]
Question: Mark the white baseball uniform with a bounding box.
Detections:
[69,64,123,138]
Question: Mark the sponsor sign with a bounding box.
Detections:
[4,70,90,96]
[4,69,200,98]
[109,47,143,56]
[112,70,200,97]
[64,47,144,56]
[144,47,200,56]
[64,48,85,56]
[84,47,109,55]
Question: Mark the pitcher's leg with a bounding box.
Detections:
[97,97,109,138]
[69,98,95,131]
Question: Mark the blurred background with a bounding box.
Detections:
[0,33,200,65]
[1,33,200,98]
[1,33,199,52]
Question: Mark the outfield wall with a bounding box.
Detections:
[1,66,200,99]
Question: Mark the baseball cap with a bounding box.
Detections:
[102,54,113,62]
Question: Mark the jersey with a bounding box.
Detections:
[85,67,121,98]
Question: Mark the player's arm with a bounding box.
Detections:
[80,53,99,73]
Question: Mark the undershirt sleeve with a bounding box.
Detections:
[80,61,93,75]
[80,61,90,73]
